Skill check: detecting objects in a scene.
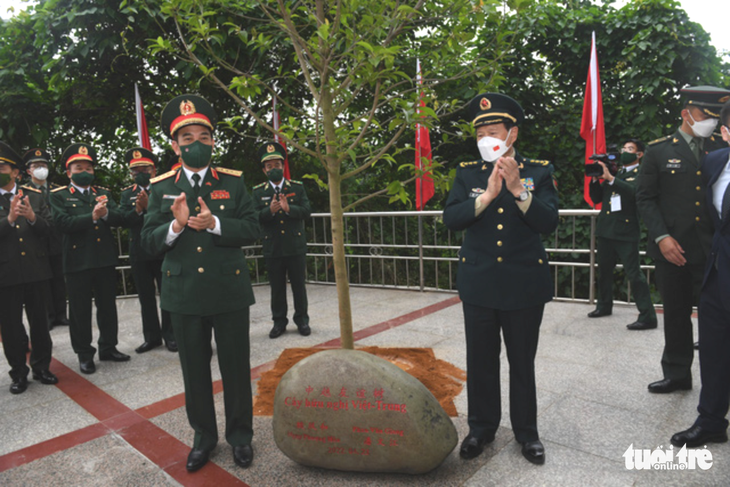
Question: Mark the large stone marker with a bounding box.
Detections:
[273,349,458,474]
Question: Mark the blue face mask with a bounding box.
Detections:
[180,141,213,169]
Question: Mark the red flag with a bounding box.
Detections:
[415,59,434,211]
[135,83,151,151]
[273,96,291,180]
[580,32,606,209]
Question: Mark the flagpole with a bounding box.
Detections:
[416,59,425,291]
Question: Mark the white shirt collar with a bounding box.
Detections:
[0,183,18,195]
[182,165,209,186]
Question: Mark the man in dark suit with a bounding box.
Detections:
[120,147,176,353]
[636,86,730,393]
[50,143,129,374]
[23,149,69,331]
[252,142,311,339]
[588,138,657,329]
[443,93,558,465]
[141,95,259,472]
[0,142,58,394]
[671,99,730,448]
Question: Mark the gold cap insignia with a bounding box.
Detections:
[133,150,142,159]
[480,98,491,110]
[720,95,730,103]
[267,144,275,153]
[180,100,196,116]
[35,149,42,156]
[79,146,88,155]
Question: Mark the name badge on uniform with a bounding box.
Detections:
[610,193,622,212]
[469,188,485,198]
[521,177,535,191]
[261,196,271,201]
[66,198,79,201]
[666,159,681,169]
[163,194,178,200]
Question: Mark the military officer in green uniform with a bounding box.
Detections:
[50,143,129,374]
[443,93,558,465]
[252,142,311,338]
[0,142,58,394]
[588,138,657,330]
[141,95,259,472]
[120,147,176,353]
[636,85,730,393]
[24,148,69,330]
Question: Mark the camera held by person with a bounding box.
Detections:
[585,152,620,177]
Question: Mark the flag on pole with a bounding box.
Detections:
[135,83,152,151]
[580,31,606,208]
[415,59,434,211]
[272,96,291,180]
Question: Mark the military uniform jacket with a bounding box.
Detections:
[50,185,123,274]
[701,147,730,296]
[0,186,52,285]
[141,167,260,316]
[30,181,63,256]
[636,130,724,264]
[120,184,161,263]
[252,179,311,257]
[589,166,642,242]
[443,152,559,310]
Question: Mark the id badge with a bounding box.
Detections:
[610,193,622,212]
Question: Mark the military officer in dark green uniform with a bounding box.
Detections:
[0,142,58,394]
[141,95,259,472]
[588,138,657,329]
[252,142,311,338]
[120,147,176,353]
[50,143,129,374]
[24,148,69,330]
[444,93,558,465]
[636,85,730,394]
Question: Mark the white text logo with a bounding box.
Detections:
[623,443,713,470]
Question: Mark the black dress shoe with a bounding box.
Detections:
[626,321,658,330]
[55,318,70,327]
[233,444,253,468]
[135,341,162,354]
[79,360,96,374]
[297,324,311,336]
[99,349,131,362]
[521,440,545,465]
[648,378,691,393]
[166,340,178,352]
[32,370,59,385]
[186,447,212,472]
[459,434,493,459]
[671,425,728,448]
[269,326,286,339]
[587,309,612,318]
[9,377,28,394]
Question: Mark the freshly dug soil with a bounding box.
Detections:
[254,347,466,417]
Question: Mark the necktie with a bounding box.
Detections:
[689,137,700,161]
[721,179,730,220]
[275,186,281,201]
[192,173,201,197]
[2,192,12,206]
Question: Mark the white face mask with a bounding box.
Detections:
[32,167,49,181]
[688,112,718,138]
[477,128,513,162]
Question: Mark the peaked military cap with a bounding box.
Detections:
[0,141,23,170]
[23,148,52,166]
[258,141,287,164]
[61,143,97,169]
[469,93,525,128]
[161,94,218,138]
[681,85,730,118]
[124,147,157,168]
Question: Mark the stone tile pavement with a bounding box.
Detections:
[0,284,727,486]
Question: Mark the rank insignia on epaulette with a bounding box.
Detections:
[253,182,266,189]
[459,161,478,168]
[216,167,243,177]
[521,178,535,190]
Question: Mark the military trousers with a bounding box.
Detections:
[655,260,703,382]
[266,254,308,328]
[595,237,656,324]
[0,281,53,380]
[46,253,68,326]
[131,259,173,345]
[462,301,544,444]
[172,308,253,451]
[65,266,119,361]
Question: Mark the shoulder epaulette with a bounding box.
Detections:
[459,161,479,168]
[648,135,671,146]
[50,182,61,189]
[526,159,551,166]
[216,167,242,177]
[94,186,110,191]
[150,170,177,184]
[122,184,134,191]
[253,182,267,189]
[20,185,42,193]
[51,186,68,193]
[289,179,303,185]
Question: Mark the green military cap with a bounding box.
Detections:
[468,93,525,128]
[681,85,730,118]
[23,148,52,166]
[160,94,218,139]
[61,143,97,169]
[258,141,287,165]
[124,147,157,168]
[0,141,23,170]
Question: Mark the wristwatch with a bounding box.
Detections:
[515,190,529,202]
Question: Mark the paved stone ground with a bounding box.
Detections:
[0,284,727,486]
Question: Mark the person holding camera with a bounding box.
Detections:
[588,139,657,330]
